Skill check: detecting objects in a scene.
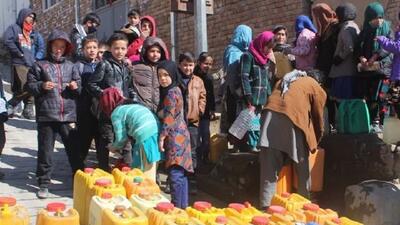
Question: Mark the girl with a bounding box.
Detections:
[355,2,392,132]
[287,15,318,71]
[157,60,193,209]
[100,87,161,181]
[194,52,215,164]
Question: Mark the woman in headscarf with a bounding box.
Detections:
[157,60,193,209]
[312,3,340,77]
[258,67,326,209]
[355,2,392,132]
[100,87,161,181]
[329,3,360,100]
[287,15,318,71]
[222,25,253,130]
[238,31,276,151]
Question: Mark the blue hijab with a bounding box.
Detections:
[223,25,252,70]
[295,15,317,36]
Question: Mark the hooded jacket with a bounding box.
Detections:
[329,3,360,78]
[3,8,36,67]
[27,30,81,122]
[70,23,87,61]
[127,16,157,62]
[131,36,169,113]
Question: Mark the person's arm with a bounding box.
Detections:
[111,109,129,149]
[376,35,400,55]
[3,26,24,58]
[35,32,45,60]
[198,78,206,115]
[310,81,327,145]
[86,61,108,98]
[290,30,313,56]
[375,29,393,60]
[68,64,82,96]
[26,64,45,97]
[240,53,253,106]
[159,90,177,139]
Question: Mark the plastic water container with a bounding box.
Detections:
[324,217,363,225]
[270,193,311,212]
[0,197,29,225]
[36,202,79,225]
[73,168,115,225]
[209,134,228,163]
[277,165,293,194]
[383,117,400,144]
[129,190,170,213]
[267,205,306,224]
[123,176,160,198]
[88,193,132,225]
[224,202,269,223]
[112,167,145,185]
[147,202,191,225]
[186,201,225,223]
[303,203,338,224]
[101,205,148,225]
[206,215,248,225]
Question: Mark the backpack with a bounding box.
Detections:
[337,99,370,134]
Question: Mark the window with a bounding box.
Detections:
[95,0,118,9]
[43,0,60,10]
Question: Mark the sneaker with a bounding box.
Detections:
[37,187,49,199]
[22,104,35,120]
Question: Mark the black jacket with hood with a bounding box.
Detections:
[27,30,81,122]
[3,8,36,67]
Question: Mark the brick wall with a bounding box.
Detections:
[31,0,92,38]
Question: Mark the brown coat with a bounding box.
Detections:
[187,75,206,126]
[264,76,326,151]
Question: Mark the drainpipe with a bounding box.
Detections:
[74,0,81,24]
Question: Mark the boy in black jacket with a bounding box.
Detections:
[27,30,81,199]
[87,33,135,171]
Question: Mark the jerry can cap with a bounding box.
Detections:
[251,216,269,225]
[156,202,174,212]
[228,203,245,212]
[332,218,341,224]
[0,197,16,207]
[216,216,228,224]
[101,192,113,199]
[193,201,212,212]
[282,192,291,198]
[133,176,143,183]
[303,203,320,211]
[121,167,131,172]
[47,202,66,212]
[84,168,94,173]
[95,178,112,187]
[267,205,286,214]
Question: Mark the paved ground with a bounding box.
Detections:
[0,92,226,225]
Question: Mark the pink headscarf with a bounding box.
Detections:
[248,31,275,66]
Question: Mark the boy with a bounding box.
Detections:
[26,30,81,199]
[75,36,101,169]
[131,36,169,113]
[178,52,206,194]
[3,8,37,119]
[120,9,141,45]
[70,13,101,60]
[97,42,109,61]
[87,33,136,171]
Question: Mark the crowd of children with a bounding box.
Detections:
[3,1,400,209]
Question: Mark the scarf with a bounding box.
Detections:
[281,69,308,96]
[99,87,126,118]
[295,15,317,36]
[223,25,253,70]
[158,60,181,103]
[248,31,274,66]
[335,3,357,23]
[312,3,338,37]
[362,2,391,52]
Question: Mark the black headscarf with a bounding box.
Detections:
[158,60,180,103]
[336,3,357,23]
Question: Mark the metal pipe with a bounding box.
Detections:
[194,0,208,56]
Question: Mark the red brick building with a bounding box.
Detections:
[28,0,400,69]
